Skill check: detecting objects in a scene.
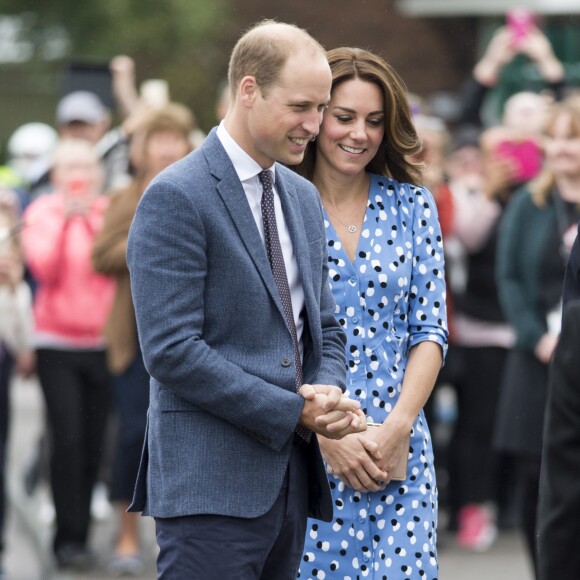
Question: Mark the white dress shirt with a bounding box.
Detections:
[216,123,305,353]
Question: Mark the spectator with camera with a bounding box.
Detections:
[457,13,565,129]
[21,140,115,571]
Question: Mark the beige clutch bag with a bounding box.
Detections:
[367,422,410,482]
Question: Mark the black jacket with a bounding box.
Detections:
[562,223,580,306]
[537,300,580,579]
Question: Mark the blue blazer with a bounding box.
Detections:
[126,129,346,521]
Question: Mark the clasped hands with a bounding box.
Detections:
[298,384,366,440]
[319,421,410,493]
[298,385,409,492]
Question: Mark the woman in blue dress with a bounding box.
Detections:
[296,47,448,579]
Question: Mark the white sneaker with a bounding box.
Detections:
[90,482,113,521]
[38,489,55,525]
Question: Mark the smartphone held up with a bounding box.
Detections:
[506,8,536,48]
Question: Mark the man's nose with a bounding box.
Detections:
[302,109,322,136]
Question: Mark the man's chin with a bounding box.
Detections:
[280,151,306,167]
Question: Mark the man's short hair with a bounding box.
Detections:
[227,20,325,99]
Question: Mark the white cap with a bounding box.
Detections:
[56,90,108,125]
[8,122,58,158]
[7,122,59,184]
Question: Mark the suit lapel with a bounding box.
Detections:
[203,132,285,316]
[202,132,318,333]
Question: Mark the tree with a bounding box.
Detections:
[0,0,234,130]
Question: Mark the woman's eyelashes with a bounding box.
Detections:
[334,114,383,127]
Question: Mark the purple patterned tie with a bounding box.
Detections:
[259,169,311,442]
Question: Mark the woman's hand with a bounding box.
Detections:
[363,419,410,485]
[318,433,388,493]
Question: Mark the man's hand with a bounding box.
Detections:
[298,384,367,439]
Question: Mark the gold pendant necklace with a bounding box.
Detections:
[324,203,367,234]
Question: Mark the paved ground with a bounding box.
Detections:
[3,376,157,580]
[3,376,534,580]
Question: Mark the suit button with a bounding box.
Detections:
[281,358,291,367]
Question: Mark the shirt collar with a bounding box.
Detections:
[216,121,276,184]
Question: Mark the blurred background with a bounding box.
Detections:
[1,0,580,146]
[1,2,580,579]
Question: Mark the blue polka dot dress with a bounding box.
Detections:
[299,174,448,580]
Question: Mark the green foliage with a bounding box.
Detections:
[1,0,234,130]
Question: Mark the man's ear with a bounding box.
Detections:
[239,76,259,108]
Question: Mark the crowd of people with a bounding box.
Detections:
[0,13,579,580]
[0,57,206,576]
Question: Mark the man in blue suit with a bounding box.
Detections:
[127,20,367,579]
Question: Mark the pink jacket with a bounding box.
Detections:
[22,192,115,347]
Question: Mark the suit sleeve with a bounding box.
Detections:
[127,178,304,452]
[537,301,580,579]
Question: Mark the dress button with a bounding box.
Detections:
[352,316,359,324]
[281,358,291,367]
[349,276,357,284]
